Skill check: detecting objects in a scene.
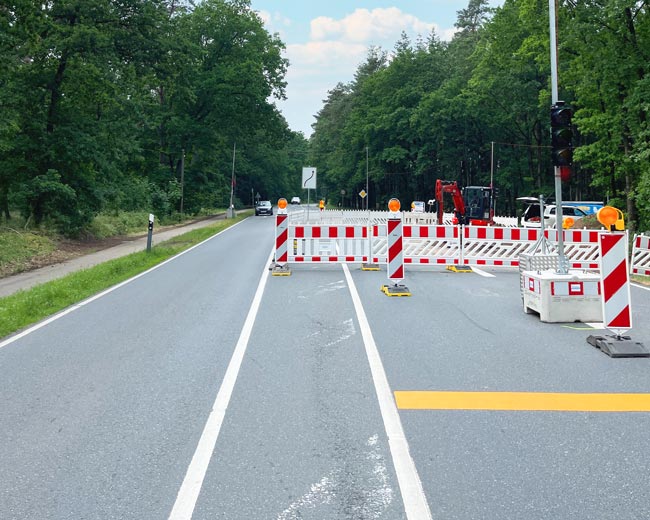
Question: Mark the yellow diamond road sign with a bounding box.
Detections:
[359,189,367,198]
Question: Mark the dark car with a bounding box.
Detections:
[255,200,273,216]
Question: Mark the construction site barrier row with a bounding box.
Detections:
[278,216,611,271]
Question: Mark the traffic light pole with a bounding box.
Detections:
[549,0,569,274]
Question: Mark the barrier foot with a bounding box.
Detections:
[270,263,292,276]
[587,334,649,358]
[447,265,473,273]
[362,263,380,271]
[381,284,411,297]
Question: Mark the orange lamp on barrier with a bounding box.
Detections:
[562,216,575,229]
[597,205,625,231]
[278,198,288,210]
[388,198,401,212]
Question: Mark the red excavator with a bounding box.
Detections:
[435,179,495,226]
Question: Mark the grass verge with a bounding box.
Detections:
[0,213,250,340]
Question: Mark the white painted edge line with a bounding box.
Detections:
[470,266,495,278]
[168,246,274,520]
[341,263,432,520]
[0,220,247,351]
[631,282,650,292]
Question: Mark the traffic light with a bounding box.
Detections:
[551,101,573,168]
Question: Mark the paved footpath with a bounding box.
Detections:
[0,213,231,298]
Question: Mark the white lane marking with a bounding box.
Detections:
[632,282,650,291]
[366,434,394,515]
[0,221,247,351]
[276,435,393,520]
[470,267,495,278]
[307,318,356,348]
[585,322,606,329]
[168,246,274,520]
[341,264,433,520]
[316,279,347,294]
[277,476,335,519]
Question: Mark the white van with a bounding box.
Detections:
[518,197,543,228]
[518,197,601,228]
[543,205,588,228]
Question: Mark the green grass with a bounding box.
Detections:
[631,274,650,286]
[0,212,251,340]
[0,229,56,271]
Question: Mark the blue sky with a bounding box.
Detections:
[250,1,505,136]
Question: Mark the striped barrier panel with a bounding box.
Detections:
[402,225,461,266]
[631,234,650,276]
[275,213,289,265]
[599,232,632,335]
[546,229,601,270]
[387,218,404,282]
[463,226,540,267]
[289,225,372,263]
[461,226,601,269]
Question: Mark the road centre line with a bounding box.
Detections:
[395,391,650,412]
[341,264,432,520]
[168,246,274,520]
[0,221,246,351]
[469,267,495,277]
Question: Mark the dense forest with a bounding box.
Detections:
[0,0,308,235]
[2,0,650,235]
[310,0,650,234]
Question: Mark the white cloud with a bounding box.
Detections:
[310,8,435,44]
[257,9,291,38]
[287,41,367,70]
[259,6,451,135]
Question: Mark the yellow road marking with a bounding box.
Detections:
[394,391,650,412]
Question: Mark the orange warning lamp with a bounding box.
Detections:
[597,205,625,231]
[278,198,288,210]
[388,198,401,212]
[562,216,575,229]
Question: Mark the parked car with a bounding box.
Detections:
[543,204,588,228]
[291,196,301,205]
[518,197,543,228]
[255,200,273,216]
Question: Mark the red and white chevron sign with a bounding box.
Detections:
[599,232,632,334]
[387,218,404,282]
[275,213,288,264]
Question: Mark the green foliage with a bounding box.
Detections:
[308,0,650,230]
[0,0,297,236]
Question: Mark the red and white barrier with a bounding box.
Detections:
[599,232,632,335]
[631,234,650,276]
[403,225,460,266]
[387,218,404,283]
[275,213,288,265]
[293,225,367,239]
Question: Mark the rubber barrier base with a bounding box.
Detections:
[361,263,380,271]
[270,263,292,276]
[447,265,473,273]
[587,334,649,358]
[381,284,411,297]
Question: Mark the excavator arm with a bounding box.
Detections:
[435,179,466,225]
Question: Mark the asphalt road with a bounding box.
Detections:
[1,213,650,519]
